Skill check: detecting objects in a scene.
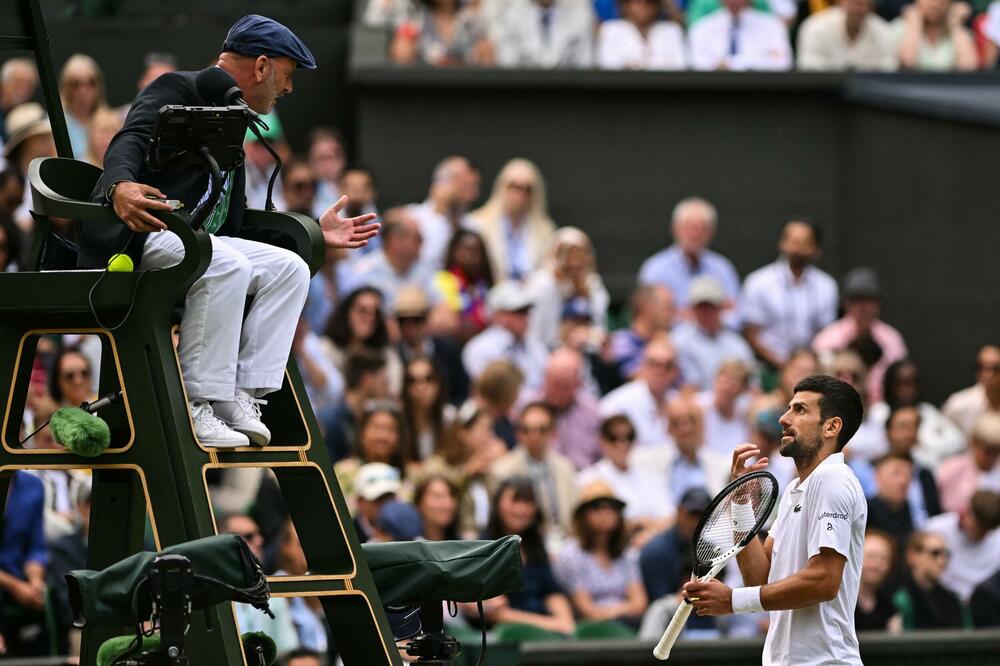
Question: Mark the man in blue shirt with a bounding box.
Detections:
[0,471,48,655]
[637,197,741,313]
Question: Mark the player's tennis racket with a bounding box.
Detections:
[653,470,779,660]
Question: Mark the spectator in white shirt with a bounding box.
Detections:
[924,490,1000,602]
[527,226,610,351]
[596,0,688,69]
[797,0,898,71]
[407,156,479,269]
[631,395,731,506]
[698,359,753,457]
[354,207,443,312]
[673,276,754,391]
[943,344,1000,439]
[638,197,741,313]
[578,415,674,545]
[470,158,556,282]
[688,0,793,71]
[492,0,596,68]
[463,281,550,390]
[740,219,838,369]
[600,334,678,446]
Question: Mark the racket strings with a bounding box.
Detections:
[694,475,778,569]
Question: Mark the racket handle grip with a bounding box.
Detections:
[653,600,693,660]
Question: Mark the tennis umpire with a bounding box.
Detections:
[83,15,379,448]
[684,375,867,665]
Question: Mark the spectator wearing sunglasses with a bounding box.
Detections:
[490,402,577,536]
[578,415,673,547]
[924,490,1000,603]
[893,531,969,629]
[280,157,318,217]
[48,347,95,409]
[58,53,106,159]
[394,286,469,406]
[943,344,1000,439]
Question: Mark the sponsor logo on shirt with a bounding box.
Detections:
[818,511,849,521]
[793,504,802,513]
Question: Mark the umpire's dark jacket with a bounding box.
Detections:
[82,67,247,269]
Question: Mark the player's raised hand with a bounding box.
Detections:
[319,195,380,249]
[731,443,769,482]
[683,579,734,617]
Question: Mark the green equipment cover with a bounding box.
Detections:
[361,536,523,606]
[67,534,269,627]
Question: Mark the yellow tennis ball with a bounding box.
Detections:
[107,253,134,273]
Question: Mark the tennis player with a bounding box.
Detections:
[683,375,867,665]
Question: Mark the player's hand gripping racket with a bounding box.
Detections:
[653,470,779,660]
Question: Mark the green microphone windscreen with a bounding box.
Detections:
[50,406,110,457]
[97,634,160,666]
[241,631,277,666]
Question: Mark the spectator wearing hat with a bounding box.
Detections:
[90,14,379,449]
[609,284,675,380]
[490,402,578,535]
[638,487,713,615]
[527,226,609,351]
[797,0,897,71]
[673,276,754,391]
[740,220,838,370]
[578,415,673,545]
[600,334,677,447]
[0,58,38,145]
[519,348,602,470]
[638,198,740,313]
[943,344,1000,439]
[463,280,550,390]
[936,412,1000,514]
[554,480,648,626]
[351,462,405,543]
[243,111,288,211]
[632,395,731,506]
[4,102,55,231]
[407,156,479,269]
[697,359,753,458]
[924,490,1000,602]
[394,285,469,405]
[813,267,907,403]
[378,499,425,542]
[354,207,443,312]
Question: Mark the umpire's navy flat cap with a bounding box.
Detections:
[223,14,317,70]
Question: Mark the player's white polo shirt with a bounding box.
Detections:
[763,452,866,666]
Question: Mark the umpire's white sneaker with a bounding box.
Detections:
[212,390,271,447]
[189,400,250,448]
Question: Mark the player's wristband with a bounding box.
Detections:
[731,586,764,614]
[732,501,756,532]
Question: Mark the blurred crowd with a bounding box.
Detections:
[1,46,1000,664]
[364,0,1000,72]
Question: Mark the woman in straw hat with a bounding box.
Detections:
[553,479,648,628]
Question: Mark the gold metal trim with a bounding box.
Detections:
[0,462,160,549]
[201,461,357,579]
[2,328,136,454]
[245,590,394,665]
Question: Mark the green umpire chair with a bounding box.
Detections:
[0,155,403,665]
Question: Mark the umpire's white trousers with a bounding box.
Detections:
[142,232,310,402]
